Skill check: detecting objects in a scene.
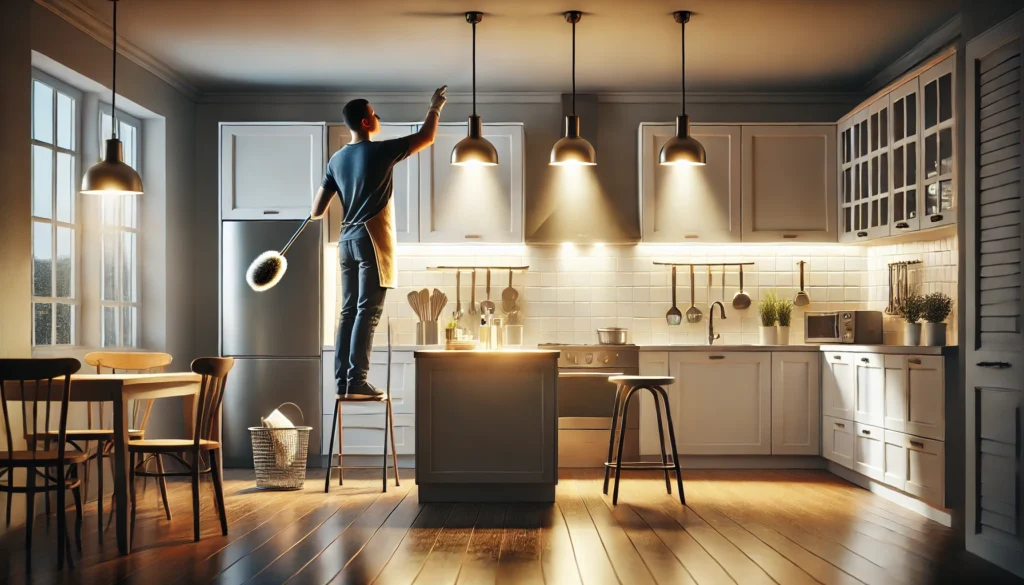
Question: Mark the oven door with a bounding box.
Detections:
[557,370,638,429]
[804,312,842,343]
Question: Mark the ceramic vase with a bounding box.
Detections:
[904,322,922,346]
[759,326,778,346]
[923,322,946,346]
[777,325,791,345]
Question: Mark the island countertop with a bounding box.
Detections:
[413,349,560,358]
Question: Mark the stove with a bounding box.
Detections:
[540,344,639,467]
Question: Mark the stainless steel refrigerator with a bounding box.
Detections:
[221,220,322,468]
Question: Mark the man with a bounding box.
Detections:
[311,87,447,397]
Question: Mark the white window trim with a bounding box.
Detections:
[98,104,142,349]
[31,69,82,348]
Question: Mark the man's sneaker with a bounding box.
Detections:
[346,381,385,399]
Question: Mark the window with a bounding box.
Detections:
[99,107,141,347]
[31,74,79,346]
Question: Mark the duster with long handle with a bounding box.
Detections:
[245,216,312,292]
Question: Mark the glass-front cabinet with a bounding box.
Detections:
[838,52,956,242]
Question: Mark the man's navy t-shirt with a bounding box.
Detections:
[322,137,412,241]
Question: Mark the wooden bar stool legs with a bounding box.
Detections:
[603,377,684,506]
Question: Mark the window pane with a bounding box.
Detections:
[122,231,135,302]
[870,113,879,152]
[907,189,917,219]
[102,195,119,226]
[56,303,72,345]
[123,195,137,229]
[56,92,74,150]
[924,80,937,129]
[940,179,953,211]
[907,93,917,136]
[939,128,953,175]
[860,120,868,156]
[893,146,904,189]
[33,222,52,297]
[880,196,888,226]
[861,163,868,199]
[925,133,938,178]
[120,122,136,169]
[102,232,119,302]
[56,226,72,298]
[939,74,952,122]
[32,145,53,219]
[122,306,135,347]
[880,152,889,193]
[871,157,878,196]
[871,199,879,227]
[56,152,74,223]
[880,108,888,148]
[907,142,917,185]
[844,207,852,232]
[102,306,118,347]
[34,303,52,345]
[32,80,53,144]
[926,182,939,216]
[894,192,904,222]
[100,112,113,150]
[893,98,905,142]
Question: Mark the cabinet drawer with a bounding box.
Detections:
[854,422,885,481]
[823,415,854,469]
[904,432,944,507]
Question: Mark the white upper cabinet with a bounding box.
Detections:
[419,123,524,243]
[639,124,742,242]
[920,56,957,228]
[220,124,325,220]
[771,352,820,455]
[889,78,923,235]
[741,125,838,242]
[326,124,420,244]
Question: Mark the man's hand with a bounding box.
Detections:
[429,85,447,114]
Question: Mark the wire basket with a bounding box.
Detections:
[249,402,312,490]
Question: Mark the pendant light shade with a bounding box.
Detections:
[82,0,144,195]
[451,12,498,167]
[659,11,705,166]
[550,11,596,166]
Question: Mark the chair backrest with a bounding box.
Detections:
[0,358,80,461]
[84,351,173,432]
[190,357,234,446]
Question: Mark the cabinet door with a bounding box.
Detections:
[419,123,524,243]
[822,415,854,469]
[854,422,885,481]
[883,355,908,433]
[854,353,885,427]
[841,110,871,242]
[838,115,857,243]
[640,124,741,242]
[890,78,923,234]
[220,124,324,220]
[771,352,820,455]
[920,56,957,228]
[327,124,420,243]
[822,353,855,420]
[883,429,908,490]
[672,352,771,455]
[741,125,837,242]
[639,351,670,455]
[865,96,893,239]
[906,355,945,440]
[905,433,945,507]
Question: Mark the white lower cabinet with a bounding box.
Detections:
[854,354,885,427]
[883,429,945,507]
[822,415,854,469]
[771,352,820,455]
[905,356,945,440]
[853,422,885,481]
[822,353,856,420]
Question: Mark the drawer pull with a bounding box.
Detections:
[263,210,280,215]
[930,214,943,223]
[709,355,726,360]
[857,231,868,238]
[908,358,922,365]
[833,355,843,360]
[834,422,846,429]
[977,361,1011,369]
[685,234,699,239]
[464,234,482,239]
[861,357,869,363]
[861,429,871,435]
[909,440,925,449]
[782,234,798,239]
[895,221,910,229]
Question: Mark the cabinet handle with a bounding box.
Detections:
[861,429,871,435]
[857,231,868,237]
[930,214,943,222]
[684,234,699,239]
[833,355,843,360]
[263,210,280,215]
[977,361,1012,369]
[861,357,869,363]
[709,355,726,360]
[895,222,910,229]
[834,422,846,428]
[782,234,798,239]
[464,234,482,239]
[909,440,925,449]
[908,358,922,365]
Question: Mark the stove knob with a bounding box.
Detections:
[585,353,593,365]
[602,355,611,365]
[570,353,578,365]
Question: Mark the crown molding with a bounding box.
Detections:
[598,92,864,104]
[861,14,961,95]
[199,91,564,105]
[34,0,201,101]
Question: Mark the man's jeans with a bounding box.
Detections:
[334,236,387,389]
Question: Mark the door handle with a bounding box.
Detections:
[908,358,922,365]
[861,357,870,363]
[857,231,868,237]
[709,356,726,360]
[976,361,1011,369]
[909,440,925,449]
[895,222,910,229]
[930,214,943,222]
[782,234,798,239]
[861,429,871,435]
[833,355,843,360]
[834,422,845,428]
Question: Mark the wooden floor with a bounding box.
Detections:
[1,468,1021,585]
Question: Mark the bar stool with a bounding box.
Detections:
[324,321,400,493]
[603,376,684,505]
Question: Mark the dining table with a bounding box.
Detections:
[15,372,205,555]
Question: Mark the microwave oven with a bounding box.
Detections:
[804,311,884,344]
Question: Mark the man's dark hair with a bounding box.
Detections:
[342,99,371,131]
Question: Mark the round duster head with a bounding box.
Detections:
[246,251,288,292]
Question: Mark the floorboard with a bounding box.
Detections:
[1,468,1021,585]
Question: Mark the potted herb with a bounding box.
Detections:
[897,293,925,346]
[445,317,459,342]
[758,292,779,345]
[776,299,794,345]
[922,292,953,346]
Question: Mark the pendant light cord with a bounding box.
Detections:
[680,17,686,117]
[472,19,477,117]
[111,0,118,139]
[571,19,576,116]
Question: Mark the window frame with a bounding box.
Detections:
[30,69,82,348]
[98,104,143,348]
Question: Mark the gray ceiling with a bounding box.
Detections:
[79,0,960,93]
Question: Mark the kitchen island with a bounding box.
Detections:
[414,349,559,502]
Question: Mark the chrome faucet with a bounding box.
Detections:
[708,302,726,345]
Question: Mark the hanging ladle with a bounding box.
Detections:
[794,260,811,307]
[685,265,703,324]
[732,265,751,310]
[666,266,682,326]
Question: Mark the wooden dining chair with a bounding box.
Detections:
[0,358,86,571]
[129,357,233,543]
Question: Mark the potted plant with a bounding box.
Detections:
[776,299,794,345]
[897,293,925,346]
[758,292,779,345]
[922,292,953,346]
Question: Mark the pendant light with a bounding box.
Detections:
[451,11,499,166]
[82,0,143,195]
[550,11,596,166]
[659,10,706,166]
